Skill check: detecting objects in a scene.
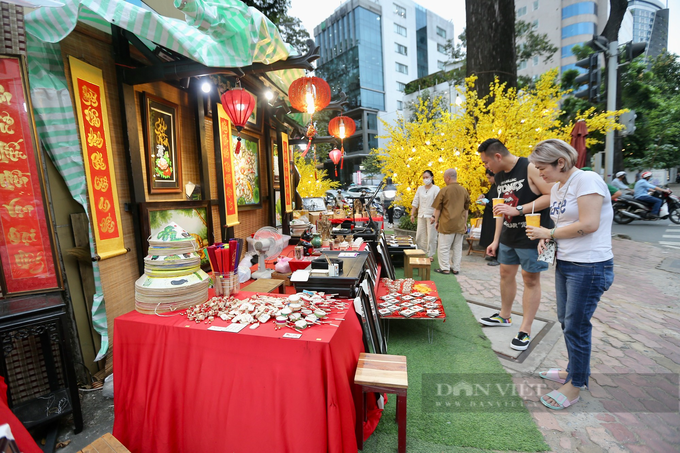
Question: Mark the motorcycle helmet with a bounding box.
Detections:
[616,171,626,178]
[641,171,653,179]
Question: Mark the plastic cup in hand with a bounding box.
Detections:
[492,198,505,218]
[525,213,541,228]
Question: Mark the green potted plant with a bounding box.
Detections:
[393,214,417,239]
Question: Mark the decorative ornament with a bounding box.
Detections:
[328,115,356,170]
[300,122,317,158]
[329,148,342,177]
[220,81,255,155]
[289,77,330,157]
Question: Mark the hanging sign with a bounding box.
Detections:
[0,55,60,294]
[69,57,126,260]
[281,132,293,213]
[217,104,239,227]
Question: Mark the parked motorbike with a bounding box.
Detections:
[613,190,680,224]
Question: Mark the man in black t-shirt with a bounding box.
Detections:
[477,139,553,351]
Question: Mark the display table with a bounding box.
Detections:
[113,290,377,453]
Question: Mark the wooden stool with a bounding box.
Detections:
[79,433,130,453]
[243,278,285,294]
[403,249,426,277]
[354,353,408,453]
[409,257,431,280]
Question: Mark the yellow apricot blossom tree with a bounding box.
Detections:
[294,153,340,198]
[376,69,624,214]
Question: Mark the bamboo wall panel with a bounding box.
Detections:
[204,117,218,200]
[60,28,140,339]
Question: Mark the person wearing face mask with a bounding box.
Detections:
[411,170,440,262]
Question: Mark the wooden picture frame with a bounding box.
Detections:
[355,290,379,355]
[361,278,386,354]
[139,201,213,271]
[142,93,182,194]
[232,131,262,209]
[271,137,280,189]
[0,54,62,296]
[243,88,262,130]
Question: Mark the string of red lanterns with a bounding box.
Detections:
[328,115,356,171]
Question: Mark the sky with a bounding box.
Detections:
[290,0,680,55]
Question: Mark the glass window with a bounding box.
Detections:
[562,2,597,20]
[562,22,596,39]
[518,60,527,70]
[397,82,406,92]
[533,56,539,66]
[397,100,403,110]
[437,60,446,70]
[517,6,527,17]
[396,62,408,74]
[368,134,379,151]
[395,43,407,55]
[533,0,539,10]
[367,113,378,130]
[394,4,406,18]
[437,43,447,54]
[562,43,577,58]
[394,23,407,36]
[361,89,384,111]
[436,26,446,39]
[532,19,538,30]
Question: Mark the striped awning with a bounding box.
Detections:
[25,0,292,68]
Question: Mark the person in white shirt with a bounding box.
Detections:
[526,139,614,411]
[410,170,440,261]
[611,171,631,192]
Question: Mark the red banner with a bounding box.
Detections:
[217,104,239,227]
[281,132,293,213]
[0,55,59,294]
[70,57,126,260]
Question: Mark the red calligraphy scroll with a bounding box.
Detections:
[281,132,293,213]
[69,57,126,260]
[217,104,239,227]
[0,55,60,294]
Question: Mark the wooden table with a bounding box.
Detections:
[242,278,285,294]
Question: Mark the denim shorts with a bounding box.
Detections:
[498,243,549,273]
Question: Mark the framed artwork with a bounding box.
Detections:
[139,201,213,271]
[275,191,282,227]
[361,278,386,354]
[355,291,379,355]
[232,132,261,208]
[142,93,182,194]
[0,54,62,296]
[244,88,261,130]
[271,139,280,189]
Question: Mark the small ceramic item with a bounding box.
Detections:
[250,323,260,330]
[258,314,271,324]
[280,307,292,316]
[275,316,287,327]
[289,303,302,312]
[288,294,301,304]
[301,309,313,316]
[305,314,318,324]
[314,309,327,319]
[311,233,322,248]
[290,313,302,322]
[294,320,308,330]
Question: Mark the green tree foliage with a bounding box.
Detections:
[242,0,310,52]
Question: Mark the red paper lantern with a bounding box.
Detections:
[288,76,331,115]
[220,87,255,154]
[329,148,342,176]
[328,115,356,170]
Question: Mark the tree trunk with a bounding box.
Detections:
[601,0,629,172]
[465,0,517,99]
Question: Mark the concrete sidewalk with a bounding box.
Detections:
[458,238,680,452]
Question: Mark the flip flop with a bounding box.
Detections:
[433,268,450,275]
[540,390,579,410]
[539,368,566,384]
[451,270,459,275]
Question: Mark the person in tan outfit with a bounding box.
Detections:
[431,168,470,275]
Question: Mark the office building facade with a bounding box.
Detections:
[313,0,453,177]
[628,0,669,58]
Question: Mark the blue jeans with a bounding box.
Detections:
[636,194,662,215]
[555,258,614,388]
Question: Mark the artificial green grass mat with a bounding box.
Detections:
[363,265,549,452]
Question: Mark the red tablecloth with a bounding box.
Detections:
[113,291,376,453]
[377,280,447,320]
[0,377,41,453]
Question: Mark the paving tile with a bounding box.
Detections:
[602,422,637,444]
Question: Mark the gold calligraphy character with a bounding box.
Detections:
[99,212,115,234]
[2,198,34,218]
[0,139,26,163]
[0,85,12,106]
[84,107,101,127]
[97,197,111,212]
[0,170,29,190]
[81,85,99,107]
[14,250,45,274]
[0,112,15,134]
[87,128,104,148]
[93,175,109,192]
[154,117,169,147]
[8,227,37,246]
[90,151,106,170]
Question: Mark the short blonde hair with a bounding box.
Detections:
[529,139,578,172]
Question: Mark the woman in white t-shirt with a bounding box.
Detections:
[526,139,614,411]
[410,170,441,261]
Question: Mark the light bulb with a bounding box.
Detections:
[339,121,346,138]
[201,81,211,93]
[265,90,274,101]
[305,91,315,114]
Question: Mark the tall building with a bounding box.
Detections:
[313,0,453,177]
[514,0,611,78]
[629,0,669,58]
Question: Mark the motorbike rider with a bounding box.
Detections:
[634,171,671,218]
[611,171,632,192]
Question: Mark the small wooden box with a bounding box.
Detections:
[78,433,130,453]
